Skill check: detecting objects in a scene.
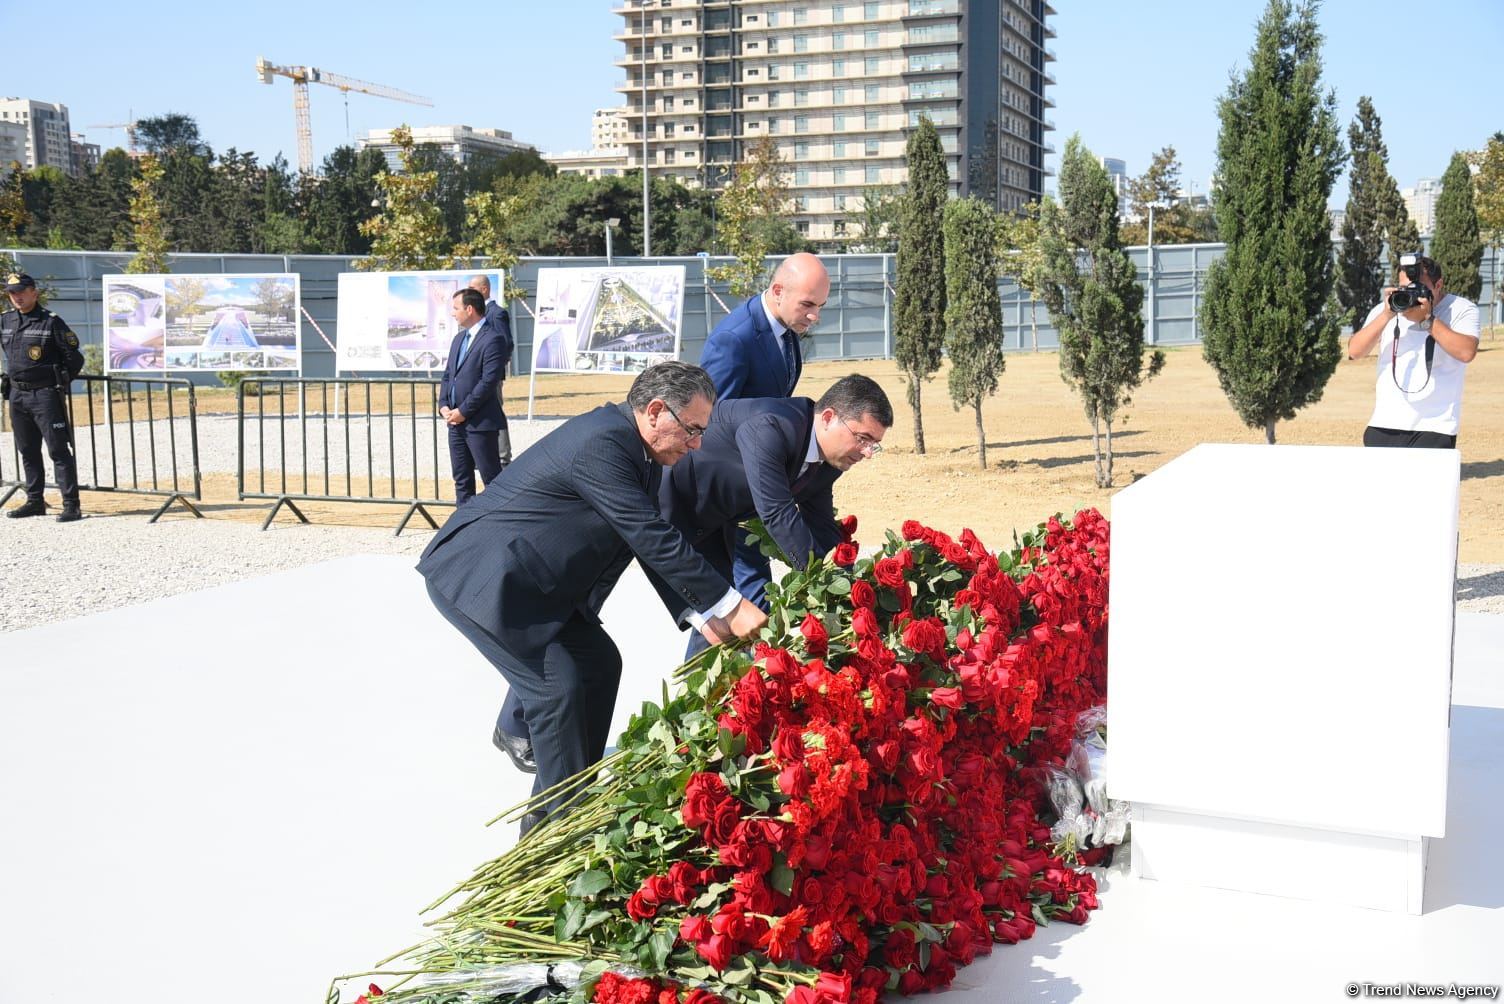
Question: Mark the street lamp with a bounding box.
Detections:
[605,217,621,265]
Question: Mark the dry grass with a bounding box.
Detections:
[54,330,1504,562]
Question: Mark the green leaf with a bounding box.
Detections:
[560,898,587,939]
[769,860,795,896]
[1032,903,1049,926]
[826,576,852,596]
[650,927,676,970]
[569,869,614,898]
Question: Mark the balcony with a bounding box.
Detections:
[903,0,960,17]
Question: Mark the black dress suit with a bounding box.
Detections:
[418,402,729,825]
[438,318,511,505]
[652,397,844,654]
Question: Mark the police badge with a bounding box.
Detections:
[27,345,43,361]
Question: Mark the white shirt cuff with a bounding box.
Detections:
[682,586,742,629]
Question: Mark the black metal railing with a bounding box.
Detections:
[1,374,203,521]
[236,378,455,535]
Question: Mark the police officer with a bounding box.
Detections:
[2,273,86,522]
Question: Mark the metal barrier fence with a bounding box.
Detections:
[237,377,456,535]
[1,374,203,521]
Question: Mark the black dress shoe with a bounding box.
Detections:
[6,499,47,518]
[56,505,82,523]
[492,724,536,774]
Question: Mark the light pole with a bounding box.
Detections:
[605,217,620,265]
[641,2,651,257]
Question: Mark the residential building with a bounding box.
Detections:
[357,125,535,172]
[0,120,26,175]
[71,134,101,176]
[1101,156,1129,220]
[612,0,1055,242]
[593,108,631,150]
[1402,177,1441,237]
[0,97,74,174]
[545,148,631,179]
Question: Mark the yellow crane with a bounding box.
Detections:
[87,117,138,155]
[255,57,433,174]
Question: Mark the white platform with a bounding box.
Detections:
[1109,444,1461,914]
[2,556,1502,1003]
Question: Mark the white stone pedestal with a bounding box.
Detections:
[1108,444,1459,914]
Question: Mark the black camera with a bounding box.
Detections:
[1388,282,1431,312]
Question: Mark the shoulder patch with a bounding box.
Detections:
[64,331,79,347]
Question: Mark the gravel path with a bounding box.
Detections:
[3,509,1501,634]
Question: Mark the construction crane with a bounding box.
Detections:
[87,118,138,155]
[255,57,433,174]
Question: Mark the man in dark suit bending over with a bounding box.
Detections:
[418,361,767,832]
[654,373,891,658]
[440,288,511,505]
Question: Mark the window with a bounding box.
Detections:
[864,56,880,74]
[795,115,810,133]
[833,4,845,21]
[907,51,959,72]
[834,194,847,211]
[865,1,880,18]
[795,141,810,158]
[832,57,846,76]
[794,7,808,24]
[864,83,880,101]
[795,62,810,78]
[664,96,674,109]
[833,85,848,104]
[660,16,671,31]
[864,138,879,156]
[834,219,848,235]
[681,45,693,53]
[865,165,881,183]
[907,79,957,99]
[864,29,879,47]
[797,221,810,235]
[833,140,847,157]
[768,90,780,105]
[834,166,847,183]
[833,113,846,131]
[795,34,809,51]
[864,110,879,129]
[767,10,778,25]
[660,44,672,58]
[682,150,696,160]
[796,88,809,105]
[795,168,810,185]
[833,31,845,50]
[767,38,779,53]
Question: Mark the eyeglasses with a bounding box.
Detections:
[839,416,883,456]
[662,401,707,440]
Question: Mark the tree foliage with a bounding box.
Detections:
[997,198,1050,351]
[1432,151,1483,302]
[706,138,795,298]
[134,113,210,157]
[1117,146,1212,246]
[893,116,948,455]
[1200,0,1344,444]
[356,125,456,272]
[942,197,1005,470]
[125,154,170,274]
[1038,136,1163,488]
[1336,97,1422,328]
[1473,132,1504,306]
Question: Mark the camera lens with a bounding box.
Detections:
[1389,289,1416,311]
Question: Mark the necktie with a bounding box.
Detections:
[781,331,799,395]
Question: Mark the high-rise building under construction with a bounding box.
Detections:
[613,0,1055,242]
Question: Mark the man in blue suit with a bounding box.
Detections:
[467,274,514,362]
[418,361,768,832]
[653,374,891,658]
[699,252,831,610]
[440,288,512,506]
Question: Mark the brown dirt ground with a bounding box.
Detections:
[62,329,1503,563]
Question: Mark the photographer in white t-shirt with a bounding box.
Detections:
[1348,252,1480,449]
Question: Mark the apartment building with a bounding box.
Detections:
[613,0,1055,242]
[0,98,75,175]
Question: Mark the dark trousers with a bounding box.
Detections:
[448,421,509,506]
[425,581,622,832]
[9,387,78,504]
[1363,425,1458,450]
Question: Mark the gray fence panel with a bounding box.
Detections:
[6,244,1498,379]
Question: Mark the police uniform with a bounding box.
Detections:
[2,274,86,520]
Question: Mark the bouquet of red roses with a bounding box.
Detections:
[333,511,1111,1004]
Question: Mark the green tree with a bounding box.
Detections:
[452,189,524,299]
[707,137,795,296]
[134,113,209,157]
[997,198,1050,351]
[893,116,948,454]
[166,277,209,319]
[1201,0,1345,444]
[1472,132,1504,309]
[1337,97,1421,328]
[942,197,1005,470]
[851,185,901,253]
[125,154,170,274]
[1431,151,1483,302]
[357,125,456,272]
[0,165,31,244]
[157,145,218,251]
[1038,136,1163,488]
[302,146,386,255]
[1119,146,1201,246]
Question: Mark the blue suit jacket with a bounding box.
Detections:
[699,295,802,400]
[484,299,515,366]
[438,319,509,431]
[417,402,730,667]
[656,397,843,590]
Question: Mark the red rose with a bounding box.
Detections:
[873,557,906,589]
[884,927,918,969]
[832,542,859,567]
[799,613,829,655]
[901,520,926,541]
[680,914,712,944]
[778,762,811,797]
[696,933,735,971]
[840,514,858,541]
[707,799,742,845]
[668,861,701,902]
[625,890,657,921]
[929,686,963,710]
[683,773,729,827]
[851,607,879,639]
[849,580,876,608]
[815,971,853,1002]
[900,617,947,659]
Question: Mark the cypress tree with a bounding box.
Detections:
[1431,151,1483,301]
[893,116,948,454]
[1037,135,1163,488]
[1337,97,1420,327]
[941,197,1004,470]
[1201,0,1345,444]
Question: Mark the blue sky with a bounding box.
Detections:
[50,0,1502,202]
